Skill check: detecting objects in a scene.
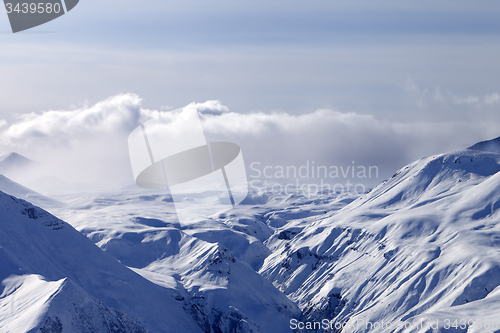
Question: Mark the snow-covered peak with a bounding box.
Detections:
[345,149,500,212]
[0,152,35,171]
[0,175,62,208]
[0,190,203,332]
[468,135,500,154]
[260,149,500,332]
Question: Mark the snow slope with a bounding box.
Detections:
[0,191,203,333]
[260,150,500,332]
[136,235,299,333]
[0,174,61,208]
[468,135,500,154]
[0,274,148,333]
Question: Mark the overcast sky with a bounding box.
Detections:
[1,0,500,190]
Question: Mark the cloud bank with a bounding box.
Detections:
[0,94,499,191]
[2,94,142,146]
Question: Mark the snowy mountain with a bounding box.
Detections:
[0,152,35,174]
[0,191,205,333]
[0,174,61,207]
[468,135,500,154]
[260,150,500,332]
[2,144,500,332]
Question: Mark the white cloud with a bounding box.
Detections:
[405,79,500,109]
[432,86,445,103]
[484,93,500,105]
[1,94,143,146]
[0,97,234,150]
[191,100,229,115]
[450,94,479,106]
[405,78,428,108]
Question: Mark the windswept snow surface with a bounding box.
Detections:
[468,135,500,154]
[2,148,500,332]
[260,150,500,332]
[0,191,203,333]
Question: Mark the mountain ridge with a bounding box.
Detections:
[260,149,500,332]
[0,191,203,333]
[467,135,500,154]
